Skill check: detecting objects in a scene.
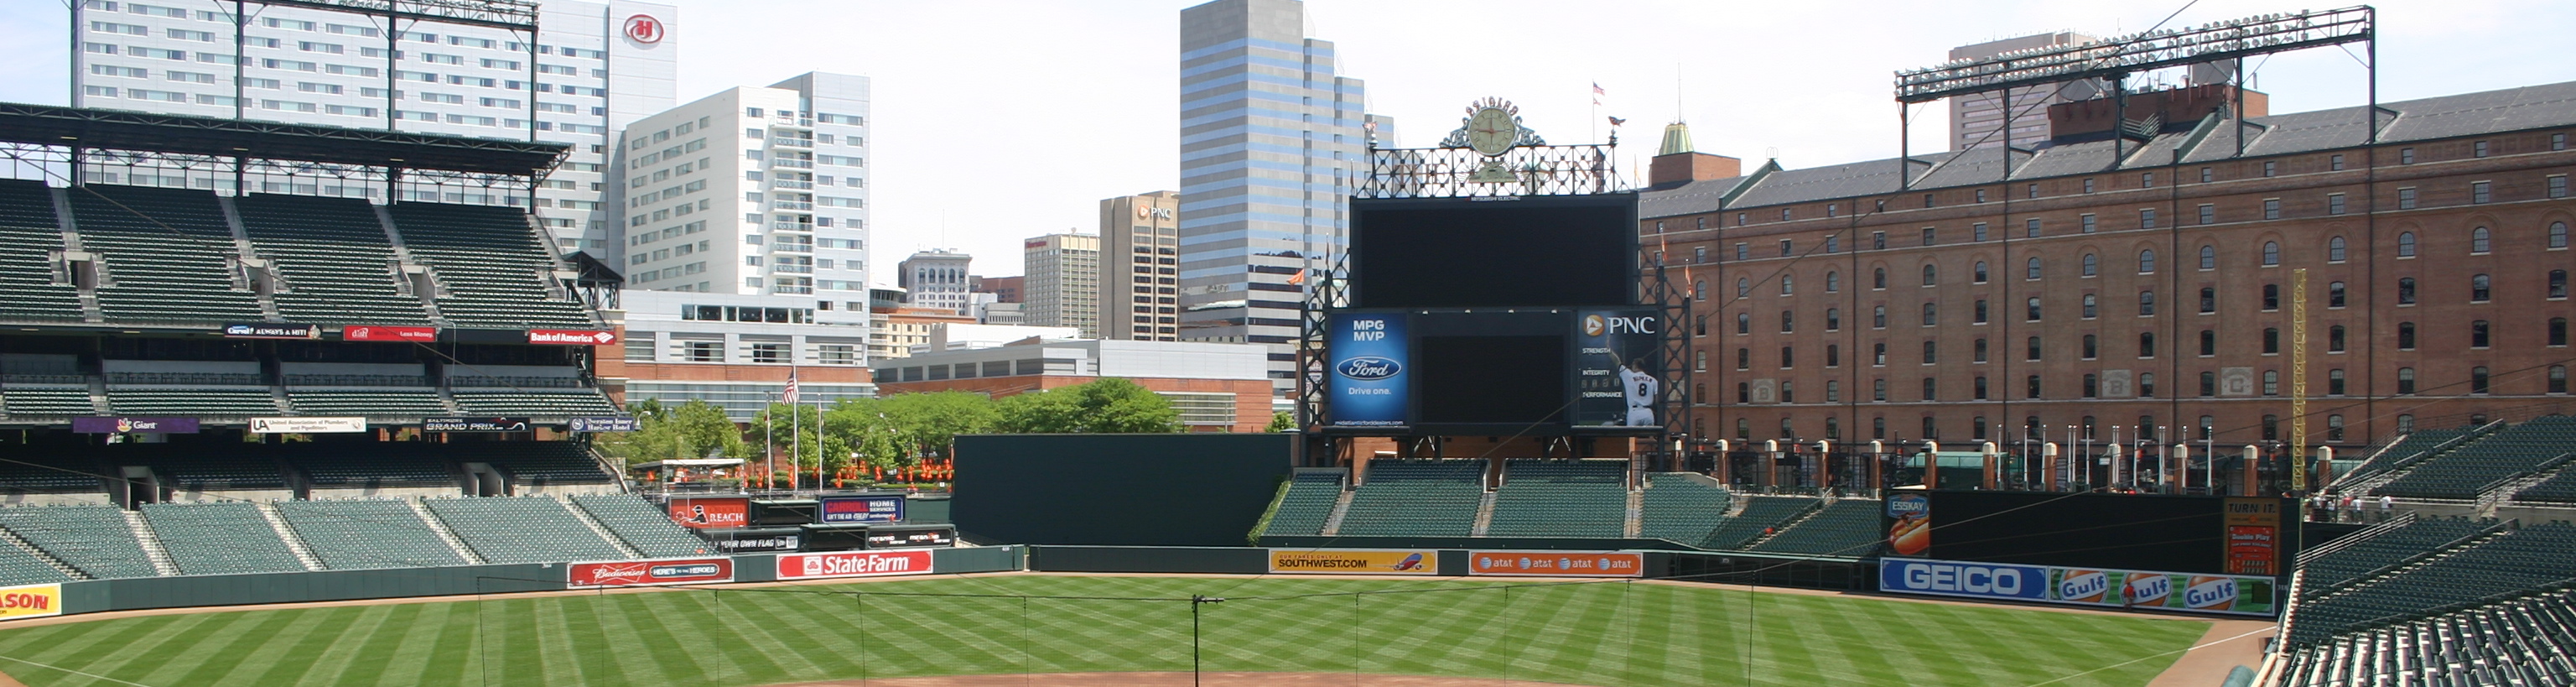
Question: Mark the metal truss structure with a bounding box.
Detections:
[1361,143,1623,199]
[248,0,538,30]
[1894,7,2371,104]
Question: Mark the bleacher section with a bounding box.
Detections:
[138,502,304,575]
[1748,499,1883,557]
[2289,523,2576,646]
[0,453,102,497]
[0,506,157,579]
[273,499,467,570]
[1639,473,1732,544]
[137,455,288,493]
[293,450,459,491]
[384,202,593,329]
[449,388,620,417]
[1485,461,1627,538]
[478,443,616,487]
[2376,417,2576,500]
[2281,589,2576,687]
[233,194,432,325]
[105,388,281,417]
[285,388,449,418]
[0,543,74,586]
[422,497,625,564]
[1261,471,1343,538]
[0,443,615,499]
[64,185,262,324]
[1336,461,1484,537]
[0,387,93,417]
[0,180,81,323]
[2340,427,2478,487]
[569,494,708,559]
[2300,518,2495,592]
[1698,496,1820,550]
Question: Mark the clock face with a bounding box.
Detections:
[1466,107,1517,156]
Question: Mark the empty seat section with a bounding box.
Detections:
[1262,471,1344,537]
[1,387,94,417]
[423,497,625,564]
[2340,427,2473,485]
[1485,461,1627,538]
[385,202,593,328]
[274,499,465,570]
[1748,499,1884,556]
[139,502,304,575]
[0,180,82,323]
[570,494,708,558]
[2376,418,2576,499]
[286,388,448,418]
[476,443,614,485]
[2289,523,2576,645]
[0,506,156,579]
[293,450,456,489]
[1698,496,1819,550]
[0,451,102,494]
[138,455,287,491]
[2300,518,2492,592]
[233,194,429,325]
[448,388,619,416]
[0,541,74,586]
[1335,461,1483,537]
[1639,474,1732,544]
[105,388,279,417]
[65,185,262,324]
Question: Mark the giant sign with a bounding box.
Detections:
[1880,558,2276,616]
[666,497,750,529]
[1467,551,1642,577]
[1327,312,1408,427]
[1268,549,1437,575]
[818,495,904,523]
[1569,310,1662,428]
[568,558,732,588]
[70,417,199,435]
[776,550,933,580]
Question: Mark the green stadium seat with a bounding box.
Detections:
[1748,499,1883,557]
[0,180,83,324]
[1336,461,1483,537]
[139,502,305,575]
[422,496,626,564]
[1639,473,1732,544]
[0,506,156,579]
[235,194,433,325]
[1261,471,1344,537]
[384,202,595,329]
[273,499,467,570]
[570,494,708,559]
[1484,461,1626,539]
[64,185,263,325]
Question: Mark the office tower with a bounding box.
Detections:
[898,250,973,315]
[1099,190,1181,341]
[1022,232,1100,338]
[1948,32,2101,152]
[613,72,870,298]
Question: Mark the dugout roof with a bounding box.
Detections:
[0,102,568,176]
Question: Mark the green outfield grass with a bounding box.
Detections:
[0,575,2209,687]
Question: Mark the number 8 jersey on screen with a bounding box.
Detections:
[1329,312,1408,427]
[1572,310,1662,428]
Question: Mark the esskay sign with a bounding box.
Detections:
[527,329,619,346]
[568,558,732,588]
[250,417,366,434]
[1880,558,2276,617]
[776,550,933,580]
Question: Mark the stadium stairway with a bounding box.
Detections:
[1259,471,1345,538]
[1318,488,1354,536]
[122,510,181,576]
[253,502,326,570]
[551,494,645,559]
[1470,492,1499,536]
[0,525,83,585]
[406,498,489,565]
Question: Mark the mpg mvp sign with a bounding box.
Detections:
[1327,312,1407,427]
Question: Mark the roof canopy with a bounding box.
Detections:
[0,102,567,176]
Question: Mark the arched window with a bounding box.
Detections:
[1873,378,1888,399]
[1972,418,1987,440]
[2199,287,2216,314]
[1921,263,1938,286]
[2026,257,2044,280]
[2262,241,2281,266]
[2199,372,2217,397]
[2327,237,2347,263]
[2082,294,2098,319]
[2329,325,2347,352]
[1695,281,1707,300]
[1693,383,1705,403]
[2082,373,2099,398]
[2139,289,2157,315]
[2471,320,2490,348]
[2138,249,2156,273]
[1973,262,1989,283]
[2397,232,2418,258]
[1780,310,1794,333]
[2471,226,2492,253]
[1974,299,1988,323]
[1737,382,1750,403]
[2081,253,2099,276]
[1825,417,1840,440]
[1737,278,1751,297]
[1781,347,1794,369]
[1826,379,1840,399]
[1921,302,1938,326]
[1780,273,1794,295]
[2264,284,2281,310]
[2398,321,2417,349]
[1737,418,1750,440]
[1826,345,1841,367]
[2026,297,2042,321]
[2397,367,2417,394]
[1974,338,1988,362]
[1825,308,1841,330]
[2199,244,2217,269]
[1736,313,1750,334]
[1921,416,1938,440]
[2262,370,2280,396]
[1873,268,1888,289]
[2397,278,2417,304]
[1872,305,1888,328]
[1736,348,1750,370]
[2026,375,2042,398]
[1825,271,1840,292]
[2329,281,2347,308]
[2327,414,2345,441]
[2470,273,2490,302]
[2328,369,2346,396]
[2553,222,2570,249]
[2081,334,2098,359]
[2471,366,2491,394]
[1696,315,1708,336]
[1781,418,1795,438]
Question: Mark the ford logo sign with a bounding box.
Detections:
[1337,357,1401,380]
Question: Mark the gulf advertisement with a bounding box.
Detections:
[1327,312,1408,427]
[1880,559,2277,616]
[818,495,905,524]
[1569,310,1663,428]
[1467,551,1643,577]
[1268,549,1437,575]
[666,497,750,529]
[776,550,934,580]
[0,584,63,621]
[568,558,733,588]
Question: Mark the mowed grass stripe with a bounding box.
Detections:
[0,576,2212,687]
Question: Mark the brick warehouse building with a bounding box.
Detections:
[1639,81,2575,456]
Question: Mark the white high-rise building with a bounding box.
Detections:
[897,250,972,315]
[613,72,870,299]
[1022,232,1098,338]
[66,0,679,254]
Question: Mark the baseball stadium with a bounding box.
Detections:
[0,3,2571,687]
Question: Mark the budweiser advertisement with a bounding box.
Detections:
[775,550,935,580]
[568,558,734,588]
[527,329,619,346]
[341,325,436,342]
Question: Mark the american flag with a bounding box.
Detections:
[782,371,802,403]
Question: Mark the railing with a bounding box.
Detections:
[771,223,813,232]
[770,180,812,190]
[771,200,812,211]
[772,285,813,294]
[771,243,812,252]
[770,138,813,148]
[771,159,813,169]
[769,265,813,274]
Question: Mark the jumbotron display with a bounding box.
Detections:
[1348,194,1640,309]
[1326,308,1660,434]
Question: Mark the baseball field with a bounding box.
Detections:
[0,575,2210,686]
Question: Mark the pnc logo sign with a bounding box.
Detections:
[1583,314,1656,336]
[624,14,665,44]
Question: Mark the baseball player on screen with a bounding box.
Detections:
[1606,348,1658,426]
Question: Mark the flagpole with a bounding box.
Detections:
[790,365,801,496]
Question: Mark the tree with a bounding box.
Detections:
[989,378,1181,434]
[1265,411,1295,432]
[880,391,998,461]
[595,398,745,466]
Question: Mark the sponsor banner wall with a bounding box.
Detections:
[568,417,638,432]
[567,558,733,588]
[667,497,750,529]
[1881,558,2275,616]
[221,322,319,339]
[776,550,933,580]
[250,417,366,434]
[527,329,619,346]
[423,417,531,432]
[1327,312,1408,427]
[1268,549,1436,575]
[70,417,200,435]
[0,584,62,621]
[1467,551,1643,577]
[818,495,905,523]
[341,325,436,342]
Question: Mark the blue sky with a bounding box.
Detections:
[3,0,2568,278]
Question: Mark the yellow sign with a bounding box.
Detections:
[0,584,63,621]
[1268,549,1439,575]
[2224,497,2282,528]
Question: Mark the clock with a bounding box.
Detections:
[1465,107,1517,156]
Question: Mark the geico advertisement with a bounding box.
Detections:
[1268,549,1437,575]
[0,584,62,621]
[1881,559,2275,616]
[1468,551,1643,577]
[776,550,933,580]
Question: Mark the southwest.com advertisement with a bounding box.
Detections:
[1328,312,1408,427]
[1268,549,1438,575]
[1879,559,2277,617]
[1571,310,1662,428]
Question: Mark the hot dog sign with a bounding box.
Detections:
[1885,493,1930,557]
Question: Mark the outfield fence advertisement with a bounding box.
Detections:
[776,550,934,580]
[1468,551,1643,577]
[1879,559,2276,616]
[0,584,62,621]
[568,558,734,588]
[819,495,905,523]
[667,497,750,529]
[1268,549,1436,575]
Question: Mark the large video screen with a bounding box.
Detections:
[1350,194,1639,309]
[1416,336,1564,425]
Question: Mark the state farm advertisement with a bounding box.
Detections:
[567,558,733,588]
[667,497,749,529]
[776,550,934,580]
[1468,551,1643,577]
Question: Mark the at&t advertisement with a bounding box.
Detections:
[1329,312,1408,427]
[1571,310,1662,427]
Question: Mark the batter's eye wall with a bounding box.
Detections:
[952,434,1290,547]
[1924,491,2257,575]
[1350,194,1640,309]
